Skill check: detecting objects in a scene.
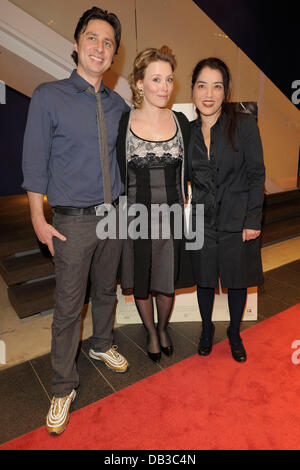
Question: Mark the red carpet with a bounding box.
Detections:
[2,304,300,450]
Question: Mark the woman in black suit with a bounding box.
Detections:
[188,58,265,362]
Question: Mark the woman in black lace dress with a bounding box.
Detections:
[117,46,193,362]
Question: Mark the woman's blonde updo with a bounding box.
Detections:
[129,45,177,108]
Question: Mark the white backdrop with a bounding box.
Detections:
[116,285,258,324]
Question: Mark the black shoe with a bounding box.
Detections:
[160,344,173,357]
[146,333,161,362]
[198,324,215,356]
[147,350,161,362]
[227,328,247,363]
[157,329,174,357]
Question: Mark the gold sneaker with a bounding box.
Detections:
[89,345,129,373]
[46,389,76,435]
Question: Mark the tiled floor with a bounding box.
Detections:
[0,242,300,446]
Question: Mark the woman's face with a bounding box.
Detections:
[137,60,174,109]
[192,66,225,119]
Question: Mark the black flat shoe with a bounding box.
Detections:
[227,328,247,363]
[198,324,215,356]
[147,350,161,362]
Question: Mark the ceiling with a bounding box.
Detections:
[0,43,58,97]
[9,0,127,43]
[2,0,136,97]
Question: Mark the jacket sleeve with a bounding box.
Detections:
[241,114,266,230]
[116,111,130,187]
[174,111,191,197]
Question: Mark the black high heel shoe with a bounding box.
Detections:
[147,350,161,362]
[226,328,247,363]
[160,344,173,357]
[146,334,161,362]
[198,324,215,356]
[157,329,173,357]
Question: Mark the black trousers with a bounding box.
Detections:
[51,207,123,397]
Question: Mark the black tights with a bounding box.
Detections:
[196,286,247,342]
[135,293,174,353]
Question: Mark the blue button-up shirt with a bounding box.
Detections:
[22,70,130,207]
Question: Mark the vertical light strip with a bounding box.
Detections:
[0,80,6,104]
[134,0,138,54]
[236,48,241,101]
[258,71,265,114]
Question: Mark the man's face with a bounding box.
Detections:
[74,19,116,83]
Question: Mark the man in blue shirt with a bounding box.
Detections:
[22,7,130,435]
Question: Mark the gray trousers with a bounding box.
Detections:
[51,208,122,397]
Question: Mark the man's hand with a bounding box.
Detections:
[27,191,66,256]
[32,217,66,256]
[242,228,261,242]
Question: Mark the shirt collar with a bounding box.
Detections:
[196,109,227,129]
[70,69,110,94]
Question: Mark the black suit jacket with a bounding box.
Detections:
[188,112,265,231]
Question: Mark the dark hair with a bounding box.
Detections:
[191,57,237,150]
[71,6,121,65]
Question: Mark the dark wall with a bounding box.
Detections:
[0,85,30,196]
[193,0,300,110]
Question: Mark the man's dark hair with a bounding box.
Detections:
[71,6,121,65]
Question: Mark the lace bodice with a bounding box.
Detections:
[127,128,183,168]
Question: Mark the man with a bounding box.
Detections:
[22,6,130,435]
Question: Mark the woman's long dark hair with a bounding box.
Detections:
[191,57,237,150]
